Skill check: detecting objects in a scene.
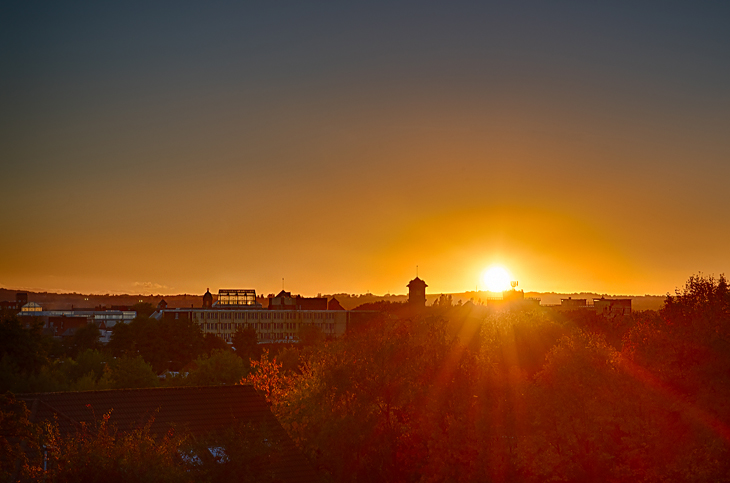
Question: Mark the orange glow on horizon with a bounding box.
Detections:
[481,266,512,292]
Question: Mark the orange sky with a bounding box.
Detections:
[2,2,729,297]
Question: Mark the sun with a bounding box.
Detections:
[481,266,512,292]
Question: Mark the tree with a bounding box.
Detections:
[298,323,324,346]
[519,331,641,482]
[619,274,730,480]
[106,320,136,357]
[432,293,453,308]
[352,300,404,313]
[108,316,206,372]
[58,349,112,391]
[560,308,636,350]
[187,350,247,386]
[0,314,59,393]
[274,316,473,482]
[241,350,290,407]
[202,333,228,356]
[626,274,730,404]
[72,349,110,382]
[479,308,566,378]
[0,314,49,377]
[41,411,191,483]
[276,346,301,374]
[101,355,158,389]
[130,302,156,318]
[159,318,207,371]
[1,393,42,482]
[64,323,102,358]
[233,326,260,363]
[184,421,286,483]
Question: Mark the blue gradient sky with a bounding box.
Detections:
[2,1,729,296]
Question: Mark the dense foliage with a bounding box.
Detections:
[2,273,729,481]
[0,313,258,393]
[1,394,285,483]
[247,274,730,482]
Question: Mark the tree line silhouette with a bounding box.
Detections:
[2,273,730,481]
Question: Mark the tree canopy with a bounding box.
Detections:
[3,273,730,481]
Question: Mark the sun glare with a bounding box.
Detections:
[482,266,512,292]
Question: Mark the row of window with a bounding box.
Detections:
[215,329,341,342]
[193,311,338,321]
[204,322,337,333]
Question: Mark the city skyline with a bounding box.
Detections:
[2,2,729,297]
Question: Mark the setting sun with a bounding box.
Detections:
[481,266,512,292]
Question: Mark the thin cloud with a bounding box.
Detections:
[132,282,171,293]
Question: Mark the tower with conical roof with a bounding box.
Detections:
[407,277,427,307]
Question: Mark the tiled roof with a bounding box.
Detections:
[19,385,318,483]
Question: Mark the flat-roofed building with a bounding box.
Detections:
[154,288,348,344]
[593,297,632,316]
[561,297,587,308]
[16,303,137,342]
[486,285,541,309]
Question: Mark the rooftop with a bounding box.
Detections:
[18,385,318,482]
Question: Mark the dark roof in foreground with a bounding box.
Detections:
[18,385,318,483]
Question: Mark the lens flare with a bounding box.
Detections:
[482,266,512,292]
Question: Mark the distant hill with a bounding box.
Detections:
[1,288,667,312]
[0,289,203,311]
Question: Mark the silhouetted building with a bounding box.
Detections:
[486,284,541,309]
[407,277,428,307]
[202,288,213,309]
[0,301,18,312]
[501,288,524,303]
[327,297,345,310]
[1,292,30,314]
[16,303,136,342]
[561,297,587,308]
[269,291,328,310]
[154,288,348,343]
[593,297,632,316]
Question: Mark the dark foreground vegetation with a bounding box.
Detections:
[2,394,292,483]
[2,274,730,482]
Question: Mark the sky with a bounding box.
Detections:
[2,1,729,297]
